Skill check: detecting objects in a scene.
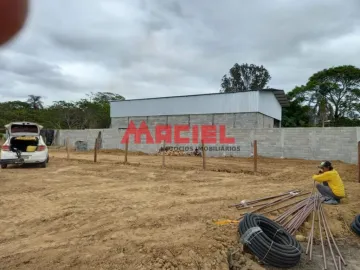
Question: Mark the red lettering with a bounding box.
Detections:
[174,125,189,144]
[201,125,217,144]
[121,121,137,144]
[219,125,235,144]
[121,123,235,145]
[192,125,199,143]
[155,125,172,143]
[121,121,154,144]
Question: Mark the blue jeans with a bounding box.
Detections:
[316,182,342,201]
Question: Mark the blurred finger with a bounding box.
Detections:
[0,0,29,46]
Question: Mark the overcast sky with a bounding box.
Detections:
[1,0,360,105]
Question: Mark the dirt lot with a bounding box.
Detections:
[1,149,360,269]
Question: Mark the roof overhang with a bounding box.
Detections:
[110,88,290,111]
[259,89,290,107]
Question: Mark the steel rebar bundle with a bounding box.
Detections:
[272,182,317,236]
[281,192,347,269]
[237,191,310,221]
[232,187,347,269]
[288,193,346,270]
[229,189,301,209]
[275,196,317,235]
[306,194,347,269]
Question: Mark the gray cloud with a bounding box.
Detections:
[1,0,360,104]
[0,51,84,92]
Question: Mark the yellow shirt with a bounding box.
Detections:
[312,169,345,197]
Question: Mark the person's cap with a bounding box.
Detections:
[318,161,332,168]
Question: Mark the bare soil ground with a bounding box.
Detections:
[0,149,360,269]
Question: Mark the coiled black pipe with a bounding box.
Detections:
[351,214,360,236]
[238,213,302,268]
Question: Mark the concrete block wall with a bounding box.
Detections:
[257,114,274,128]
[234,113,258,128]
[111,117,128,128]
[55,126,360,164]
[213,114,235,127]
[111,112,273,129]
[190,114,213,125]
[148,116,168,127]
[55,129,122,150]
[128,117,148,127]
[168,115,189,126]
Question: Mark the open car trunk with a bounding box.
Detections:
[10,136,39,153]
[1,122,47,168]
[5,122,42,137]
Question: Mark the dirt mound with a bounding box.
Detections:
[156,146,194,156]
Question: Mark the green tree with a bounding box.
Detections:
[305,65,360,120]
[0,101,43,127]
[0,92,125,130]
[27,95,44,110]
[2,101,31,110]
[47,101,86,129]
[305,85,334,126]
[289,65,360,126]
[281,87,311,127]
[220,63,271,93]
[90,92,125,103]
[85,92,125,128]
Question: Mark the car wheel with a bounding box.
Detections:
[40,161,47,168]
[46,156,49,163]
[1,164,7,169]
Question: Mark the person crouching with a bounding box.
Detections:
[312,161,345,205]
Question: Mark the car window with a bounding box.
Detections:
[10,124,39,133]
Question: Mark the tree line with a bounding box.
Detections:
[0,92,125,131]
[1,64,359,130]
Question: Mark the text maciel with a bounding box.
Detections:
[120,121,236,144]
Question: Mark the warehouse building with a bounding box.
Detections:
[110,89,289,129]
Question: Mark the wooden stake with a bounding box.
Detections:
[97,131,102,149]
[358,141,360,183]
[162,140,165,168]
[94,138,98,162]
[253,140,258,172]
[124,139,128,164]
[66,137,70,159]
[201,140,206,170]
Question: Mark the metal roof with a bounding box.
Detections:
[261,89,290,107]
[110,88,290,107]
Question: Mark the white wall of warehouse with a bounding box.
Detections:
[110,91,282,120]
[259,91,282,120]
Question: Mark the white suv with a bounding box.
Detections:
[0,122,49,169]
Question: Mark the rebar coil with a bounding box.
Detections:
[238,213,302,268]
[351,214,360,236]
